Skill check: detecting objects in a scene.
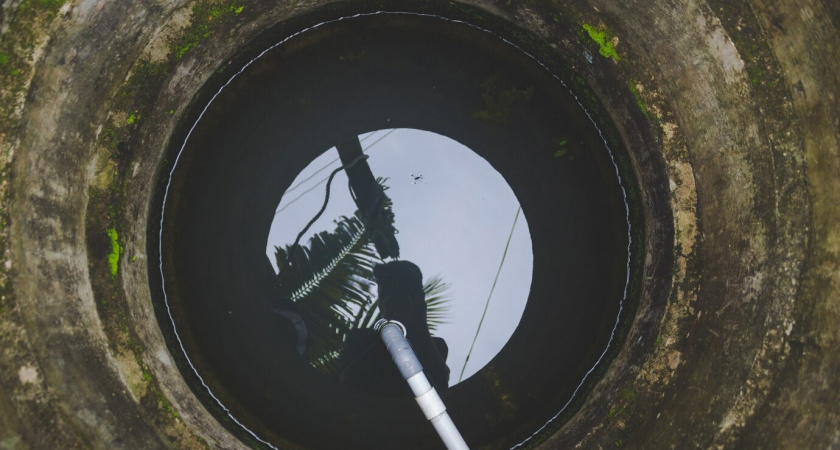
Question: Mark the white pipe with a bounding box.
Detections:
[430,413,469,450]
[376,320,469,450]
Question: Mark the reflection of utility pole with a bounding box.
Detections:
[337,136,469,449]
[336,137,400,259]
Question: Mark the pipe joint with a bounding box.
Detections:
[377,320,424,380]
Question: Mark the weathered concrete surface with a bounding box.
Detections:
[0,0,837,449]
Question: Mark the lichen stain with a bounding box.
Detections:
[516,6,550,39]
[635,119,699,391]
[697,14,747,86]
[113,351,148,401]
[667,351,681,370]
[17,364,39,384]
[140,6,194,64]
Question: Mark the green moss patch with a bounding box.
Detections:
[107,228,122,278]
[607,388,637,420]
[583,24,620,61]
[627,82,649,118]
[169,1,246,60]
[0,0,68,134]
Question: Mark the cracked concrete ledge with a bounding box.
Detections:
[0,0,837,448]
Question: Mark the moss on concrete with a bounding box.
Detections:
[106,228,121,278]
[583,23,620,61]
[0,0,65,131]
[0,0,93,447]
[2,0,838,448]
[73,2,256,446]
[627,81,649,118]
[169,1,246,60]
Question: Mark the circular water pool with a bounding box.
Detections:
[156,12,636,449]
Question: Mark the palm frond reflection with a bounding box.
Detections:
[275,212,450,376]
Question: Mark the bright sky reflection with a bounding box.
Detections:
[267,128,533,384]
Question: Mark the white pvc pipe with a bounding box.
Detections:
[407,372,469,450]
[430,412,469,450]
[377,320,469,450]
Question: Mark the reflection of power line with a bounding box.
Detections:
[458,206,521,383]
[359,130,380,142]
[284,130,382,195]
[274,129,397,215]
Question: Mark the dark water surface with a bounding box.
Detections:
[156,12,630,450]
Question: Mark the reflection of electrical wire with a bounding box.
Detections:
[274,129,397,215]
[278,154,370,279]
[458,206,521,383]
[284,130,382,195]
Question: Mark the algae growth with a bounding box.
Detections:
[169,1,246,59]
[583,24,620,61]
[627,82,649,117]
[107,228,122,278]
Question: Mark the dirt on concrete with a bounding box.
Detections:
[0,0,838,448]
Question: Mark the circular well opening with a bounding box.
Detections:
[155,11,634,449]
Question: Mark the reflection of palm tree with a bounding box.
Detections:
[275,214,450,376]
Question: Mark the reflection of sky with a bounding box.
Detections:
[267,129,533,384]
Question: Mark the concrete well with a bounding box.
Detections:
[0,0,838,448]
